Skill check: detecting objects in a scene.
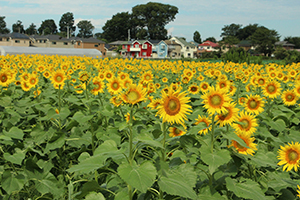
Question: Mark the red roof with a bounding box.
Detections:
[198,40,219,48]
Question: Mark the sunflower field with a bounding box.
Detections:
[0,55,300,200]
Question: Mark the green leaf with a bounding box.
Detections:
[2,171,26,194]
[4,127,24,140]
[114,189,129,200]
[3,148,26,165]
[158,168,198,199]
[134,133,163,149]
[85,192,105,200]
[72,111,93,124]
[44,133,65,153]
[201,149,231,174]
[269,119,286,132]
[250,151,277,167]
[225,177,266,200]
[118,161,156,193]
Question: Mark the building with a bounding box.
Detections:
[164,39,181,59]
[0,32,31,47]
[197,40,220,57]
[73,37,106,57]
[169,36,197,58]
[149,40,168,58]
[30,35,74,48]
[121,40,153,58]
[275,41,295,50]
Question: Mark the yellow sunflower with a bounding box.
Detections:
[107,77,123,95]
[229,132,257,156]
[294,81,300,97]
[188,84,200,94]
[297,185,300,198]
[201,86,232,115]
[141,71,153,83]
[281,89,298,106]
[156,88,192,125]
[27,73,39,89]
[194,115,211,135]
[200,82,210,93]
[0,69,13,87]
[263,80,281,99]
[148,98,162,110]
[277,142,300,172]
[50,69,66,89]
[215,102,239,127]
[79,71,90,83]
[110,95,123,107]
[169,127,186,137]
[244,94,265,115]
[121,83,147,105]
[91,77,104,95]
[233,111,258,135]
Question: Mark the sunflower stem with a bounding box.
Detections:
[58,85,62,130]
[98,93,108,127]
[211,114,216,153]
[161,121,167,161]
[235,80,241,104]
[128,105,134,165]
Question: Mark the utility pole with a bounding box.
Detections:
[67,26,69,39]
[128,29,130,41]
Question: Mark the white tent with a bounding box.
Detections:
[0,46,102,58]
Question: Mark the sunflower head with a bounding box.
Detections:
[277,142,300,172]
[229,132,257,156]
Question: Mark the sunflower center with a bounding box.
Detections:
[249,100,258,109]
[286,94,294,101]
[202,84,208,89]
[240,119,250,129]
[191,86,197,92]
[210,94,222,106]
[30,78,36,84]
[127,90,139,102]
[258,79,265,85]
[220,83,226,88]
[112,82,119,89]
[1,74,7,82]
[165,97,181,115]
[288,150,299,162]
[94,83,100,90]
[267,85,276,93]
[56,75,63,82]
[174,128,181,135]
[145,75,151,80]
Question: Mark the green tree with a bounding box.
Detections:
[193,31,201,44]
[102,12,132,42]
[284,36,300,49]
[220,23,242,38]
[131,2,178,40]
[204,37,217,43]
[221,35,240,48]
[38,19,57,35]
[77,20,94,38]
[237,24,259,40]
[12,20,25,33]
[250,26,280,56]
[0,16,10,34]
[59,12,76,38]
[25,23,37,35]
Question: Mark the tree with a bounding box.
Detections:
[12,20,25,33]
[38,19,57,35]
[284,36,300,49]
[237,24,259,40]
[25,23,37,35]
[250,26,280,56]
[193,31,201,44]
[77,20,94,38]
[59,12,76,38]
[102,12,132,42]
[222,35,240,48]
[204,37,217,43]
[131,2,178,40]
[0,16,10,34]
[220,23,242,38]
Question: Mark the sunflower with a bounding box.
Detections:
[107,77,122,95]
[233,111,258,135]
[229,132,257,156]
[0,69,13,87]
[27,73,39,89]
[50,69,66,89]
[156,88,192,125]
[256,76,266,87]
[110,95,123,107]
[141,71,153,83]
[91,77,104,95]
[215,102,239,127]
[297,185,300,198]
[162,77,168,83]
[244,94,265,115]
[201,86,232,115]
[121,83,147,105]
[79,71,90,83]
[217,80,231,90]
[199,82,210,93]
[148,98,162,110]
[294,82,300,97]
[169,127,186,137]
[21,80,31,92]
[188,84,199,94]
[277,142,300,172]
[104,70,114,80]
[263,80,281,99]
[43,71,51,79]
[118,72,129,81]
[281,89,298,106]
[194,115,211,135]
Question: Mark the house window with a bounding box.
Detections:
[6,38,9,41]
[52,41,56,45]
[186,46,189,50]
[44,40,47,43]
[0,38,2,41]
[39,40,43,43]
[142,44,147,49]
[142,52,146,56]
[187,53,191,57]
[135,44,139,48]
[94,44,98,47]
[207,46,210,49]
[161,44,165,49]
[15,40,20,43]
[78,42,81,46]
[64,42,68,45]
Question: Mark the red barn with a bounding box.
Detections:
[121,40,153,58]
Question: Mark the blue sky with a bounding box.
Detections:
[1,0,300,42]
